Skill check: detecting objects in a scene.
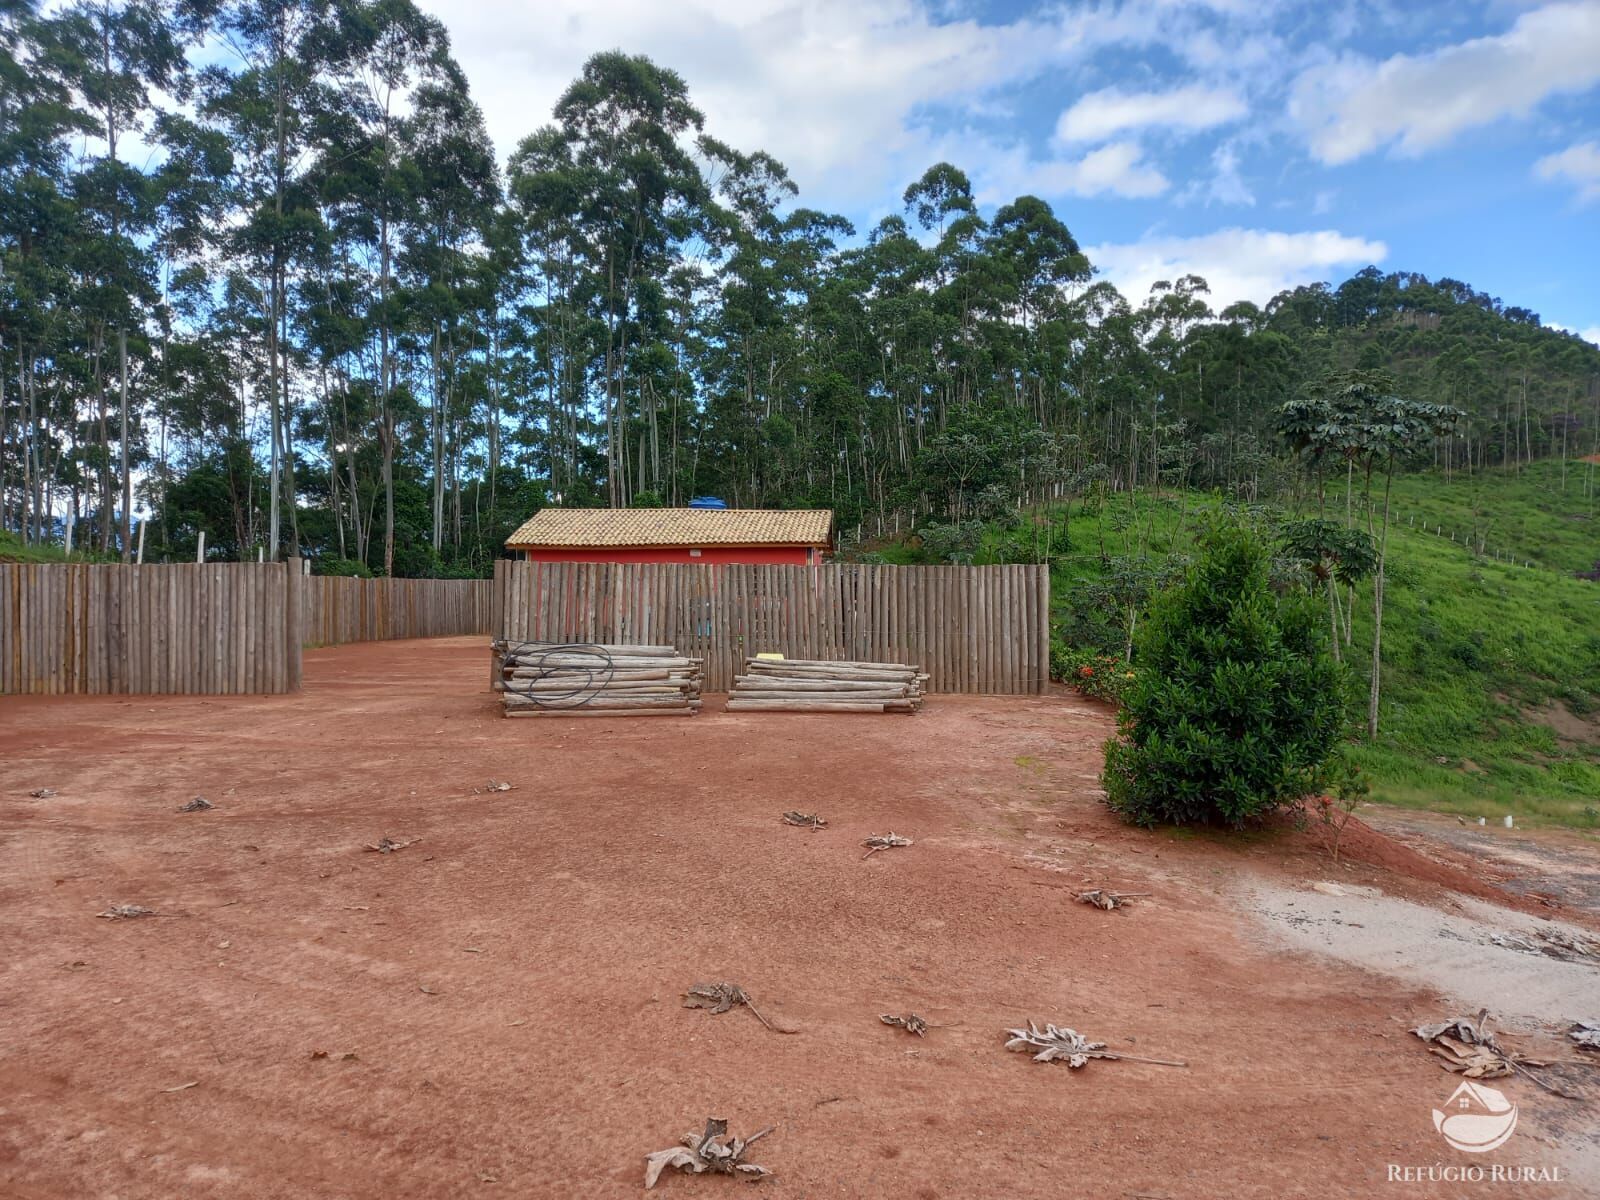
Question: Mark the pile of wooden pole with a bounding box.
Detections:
[493,641,702,717]
[726,657,927,714]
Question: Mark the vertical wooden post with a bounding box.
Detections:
[285,556,304,692]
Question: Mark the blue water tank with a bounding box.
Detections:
[689,496,728,509]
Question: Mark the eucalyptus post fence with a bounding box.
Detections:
[493,560,1050,695]
[299,576,492,647]
[2,559,302,695]
[1,562,494,695]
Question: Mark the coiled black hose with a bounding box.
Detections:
[502,642,616,708]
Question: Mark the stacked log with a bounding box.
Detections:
[493,641,702,717]
[726,657,926,714]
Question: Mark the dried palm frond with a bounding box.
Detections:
[644,1118,773,1189]
[683,981,795,1033]
[879,1013,928,1037]
[861,833,912,859]
[1004,1021,1186,1069]
[365,836,418,853]
[1570,1021,1600,1051]
[1413,1010,1581,1097]
[1076,889,1150,910]
[97,904,156,920]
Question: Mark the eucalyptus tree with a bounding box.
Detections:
[200,0,331,559]
[0,0,95,540]
[548,52,706,505]
[401,57,498,552]
[314,0,462,574]
[58,0,188,555]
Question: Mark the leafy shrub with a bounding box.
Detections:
[918,520,986,564]
[1053,647,1138,706]
[314,556,373,578]
[1103,521,1348,828]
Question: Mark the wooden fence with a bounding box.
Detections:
[302,576,492,647]
[1,563,493,695]
[493,560,1050,694]
[2,561,301,695]
[3,561,1048,696]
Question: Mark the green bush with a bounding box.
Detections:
[1053,646,1139,706]
[1103,521,1347,827]
[313,556,374,578]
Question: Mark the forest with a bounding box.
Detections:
[4,0,1600,578]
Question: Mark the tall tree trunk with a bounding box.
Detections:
[119,330,131,561]
[1367,462,1395,739]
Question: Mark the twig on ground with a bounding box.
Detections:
[782,810,827,830]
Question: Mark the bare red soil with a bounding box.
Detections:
[0,638,1586,1198]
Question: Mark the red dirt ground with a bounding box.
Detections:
[0,638,1589,1198]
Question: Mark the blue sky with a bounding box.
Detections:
[423,0,1600,339]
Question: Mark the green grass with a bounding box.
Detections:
[900,463,1600,830]
[0,531,107,563]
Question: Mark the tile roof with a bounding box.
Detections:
[505,508,834,548]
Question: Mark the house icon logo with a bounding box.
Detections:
[1432,1080,1518,1153]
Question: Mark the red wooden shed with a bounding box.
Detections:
[504,508,834,565]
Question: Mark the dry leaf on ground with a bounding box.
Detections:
[1489,929,1596,963]
[1077,889,1149,910]
[178,797,214,812]
[97,904,156,920]
[1570,1021,1600,1050]
[861,833,912,859]
[365,837,418,853]
[29,788,57,799]
[683,982,794,1034]
[1412,1011,1516,1079]
[880,1013,928,1037]
[1411,1010,1582,1097]
[644,1117,773,1189]
[1005,1021,1187,1069]
[477,781,515,793]
[781,811,827,829]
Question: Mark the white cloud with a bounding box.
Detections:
[1087,227,1388,311]
[1535,140,1600,203]
[1178,141,1254,207]
[1055,83,1247,142]
[420,0,1069,207]
[1290,2,1600,164]
[969,139,1170,204]
[1581,326,1600,347]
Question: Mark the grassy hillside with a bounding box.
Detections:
[1333,463,1599,825]
[874,462,1600,829]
